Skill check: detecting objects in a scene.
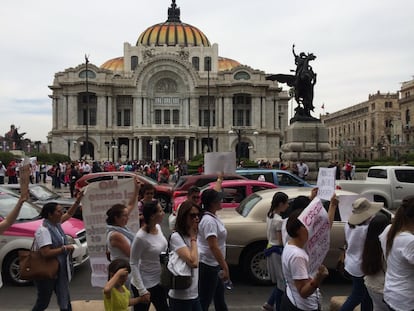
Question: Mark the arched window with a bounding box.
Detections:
[234,71,250,80]
[78,70,96,79]
[131,56,138,70]
[192,57,200,71]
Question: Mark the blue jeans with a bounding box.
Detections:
[267,286,284,310]
[32,278,71,311]
[339,275,372,311]
[169,297,202,311]
[198,262,228,311]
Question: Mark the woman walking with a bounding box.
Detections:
[32,192,83,311]
[169,200,202,311]
[130,201,168,311]
[262,192,289,311]
[198,189,229,311]
[381,196,414,311]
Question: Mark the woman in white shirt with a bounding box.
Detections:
[169,200,201,311]
[382,195,414,311]
[262,192,289,311]
[130,201,168,311]
[198,189,229,311]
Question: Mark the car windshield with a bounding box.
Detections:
[0,194,41,220]
[235,194,262,217]
[31,185,59,200]
[137,174,157,185]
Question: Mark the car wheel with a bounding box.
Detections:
[242,243,271,285]
[3,250,32,286]
[155,194,170,213]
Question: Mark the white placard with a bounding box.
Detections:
[298,197,330,275]
[81,177,140,287]
[204,152,236,174]
[316,167,336,201]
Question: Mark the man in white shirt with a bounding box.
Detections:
[296,161,309,180]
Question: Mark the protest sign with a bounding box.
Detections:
[298,197,330,275]
[204,152,236,174]
[81,175,139,287]
[316,167,336,200]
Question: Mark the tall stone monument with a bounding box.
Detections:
[266,45,330,180]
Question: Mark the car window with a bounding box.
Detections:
[367,169,387,179]
[277,172,302,186]
[222,186,246,203]
[174,177,187,189]
[0,195,40,220]
[31,185,59,200]
[240,172,274,183]
[195,178,216,188]
[236,194,261,217]
[394,170,414,183]
[252,185,271,192]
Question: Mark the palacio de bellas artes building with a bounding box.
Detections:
[48,1,290,163]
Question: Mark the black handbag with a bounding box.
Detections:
[159,234,192,290]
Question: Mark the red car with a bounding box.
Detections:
[75,172,173,212]
[168,179,277,230]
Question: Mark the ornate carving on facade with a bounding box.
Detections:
[155,78,178,93]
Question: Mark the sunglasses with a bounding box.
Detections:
[189,212,200,219]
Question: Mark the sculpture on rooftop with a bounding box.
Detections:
[4,124,26,150]
[266,44,318,122]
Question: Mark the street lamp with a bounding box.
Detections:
[111,140,118,162]
[104,141,110,161]
[84,55,90,159]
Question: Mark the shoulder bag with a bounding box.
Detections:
[19,240,59,281]
[160,233,192,290]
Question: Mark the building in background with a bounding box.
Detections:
[48,1,289,162]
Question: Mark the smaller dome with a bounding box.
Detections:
[218,57,241,71]
[101,57,124,71]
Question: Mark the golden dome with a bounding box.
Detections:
[137,22,210,47]
[218,57,241,71]
[101,57,124,71]
[137,1,210,47]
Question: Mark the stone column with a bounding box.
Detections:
[133,138,137,160]
[185,137,190,161]
[152,137,157,161]
[138,138,143,161]
[193,138,197,157]
[170,137,174,162]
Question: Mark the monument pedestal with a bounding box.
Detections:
[281,121,331,181]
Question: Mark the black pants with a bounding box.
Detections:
[134,284,168,311]
[281,293,319,311]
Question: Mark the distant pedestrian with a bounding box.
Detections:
[0,161,6,184]
[296,161,309,180]
[344,159,352,180]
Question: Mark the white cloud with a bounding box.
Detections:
[1,0,413,141]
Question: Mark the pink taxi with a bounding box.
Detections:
[0,192,88,286]
[168,179,277,230]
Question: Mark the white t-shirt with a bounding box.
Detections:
[282,243,318,310]
[168,232,199,300]
[266,214,283,246]
[106,231,131,262]
[344,223,369,277]
[130,224,167,296]
[198,212,227,266]
[380,229,414,311]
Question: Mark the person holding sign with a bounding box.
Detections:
[339,198,382,311]
[281,194,338,311]
[262,192,289,311]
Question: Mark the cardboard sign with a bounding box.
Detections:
[298,197,330,275]
[316,167,336,201]
[204,152,236,174]
[81,176,140,287]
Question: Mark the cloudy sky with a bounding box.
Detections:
[1,0,413,142]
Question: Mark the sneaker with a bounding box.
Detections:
[261,303,273,311]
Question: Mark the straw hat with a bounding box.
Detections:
[348,198,383,225]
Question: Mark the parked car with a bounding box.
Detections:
[336,165,414,209]
[0,192,88,286]
[168,179,277,230]
[172,173,247,199]
[0,184,81,219]
[219,187,393,285]
[75,172,173,212]
[236,168,314,188]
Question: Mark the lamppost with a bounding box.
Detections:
[111,139,118,162]
[206,57,211,152]
[228,128,258,165]
[370,146,375,161]
[104,141,110,161]
[84,55,90,159]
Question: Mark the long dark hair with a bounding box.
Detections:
[386,195,414,256]
[107,258,131,280]
[361,213,390,275]
[175,200,201,236]
[142,201,159,233]
[267,192,288,218]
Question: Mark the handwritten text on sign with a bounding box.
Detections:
[82,176,140,287]
[316,167,336,201]
[298,197,330,275]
